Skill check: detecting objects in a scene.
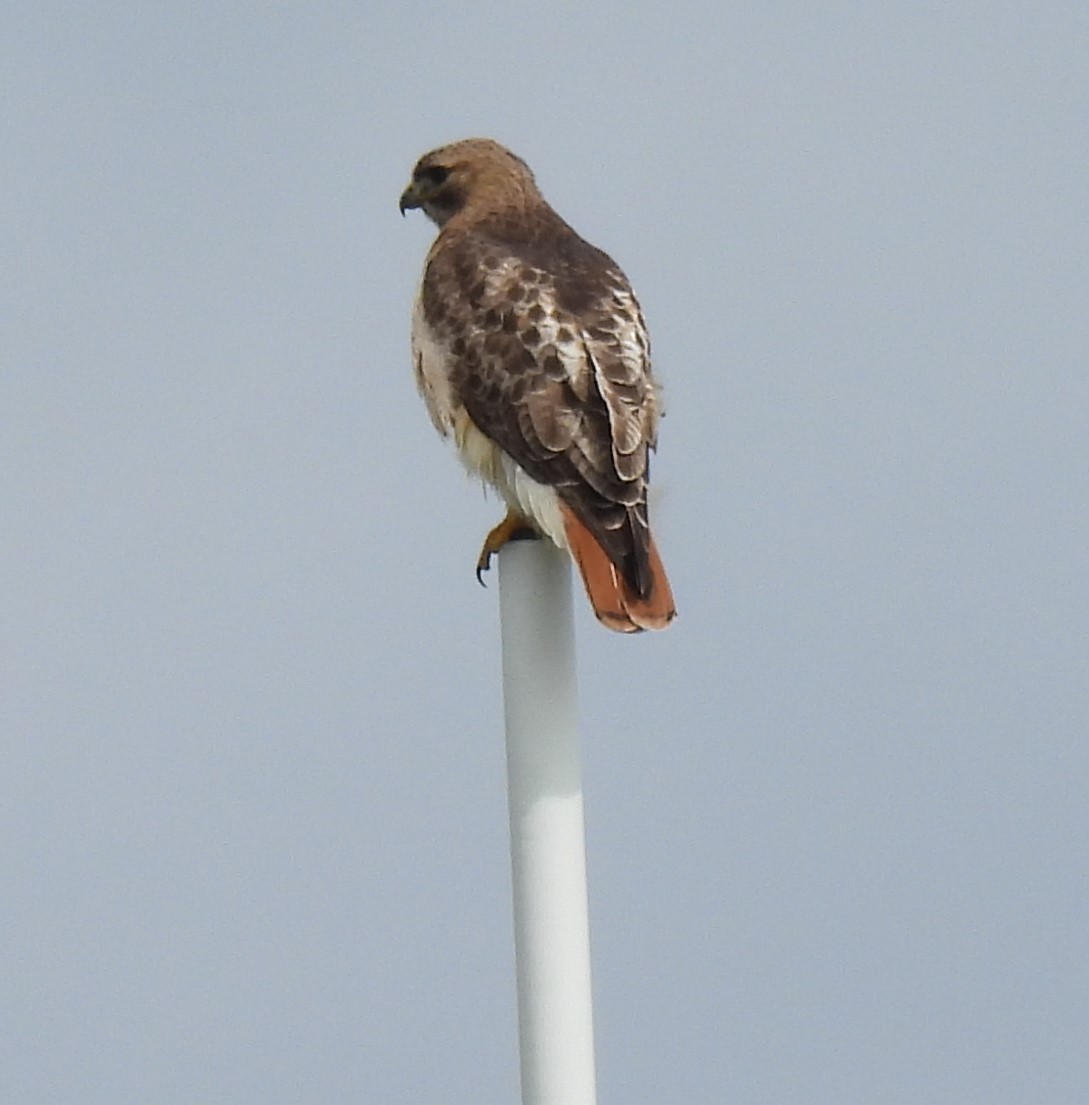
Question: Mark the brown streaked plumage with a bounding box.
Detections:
[400,138,675,632]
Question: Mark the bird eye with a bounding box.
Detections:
[418,165,450,186]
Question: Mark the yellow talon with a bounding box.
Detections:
[476,511,538,585]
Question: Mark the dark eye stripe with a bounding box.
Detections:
[418,165,449,186]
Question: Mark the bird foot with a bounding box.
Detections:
[476,513,539,586]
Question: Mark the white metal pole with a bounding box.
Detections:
[498,536,597,1105]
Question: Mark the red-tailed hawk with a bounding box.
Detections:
[400,138,675,632]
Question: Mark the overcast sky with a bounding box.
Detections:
[3,3,1087,1103]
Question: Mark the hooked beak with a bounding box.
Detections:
[399,181,425,216]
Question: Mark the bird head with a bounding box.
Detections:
[399,139,537,227]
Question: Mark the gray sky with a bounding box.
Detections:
[4,3,1087,1102]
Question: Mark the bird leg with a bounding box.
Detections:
[476,511,539,586]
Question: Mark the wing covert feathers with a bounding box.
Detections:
[562,505,675,633]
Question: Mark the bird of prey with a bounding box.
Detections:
[400,138,675,632]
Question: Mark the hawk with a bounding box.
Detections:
[400,138,675,632]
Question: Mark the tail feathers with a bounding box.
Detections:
[561,506,676,633]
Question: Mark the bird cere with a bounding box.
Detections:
[401,138,675,632]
